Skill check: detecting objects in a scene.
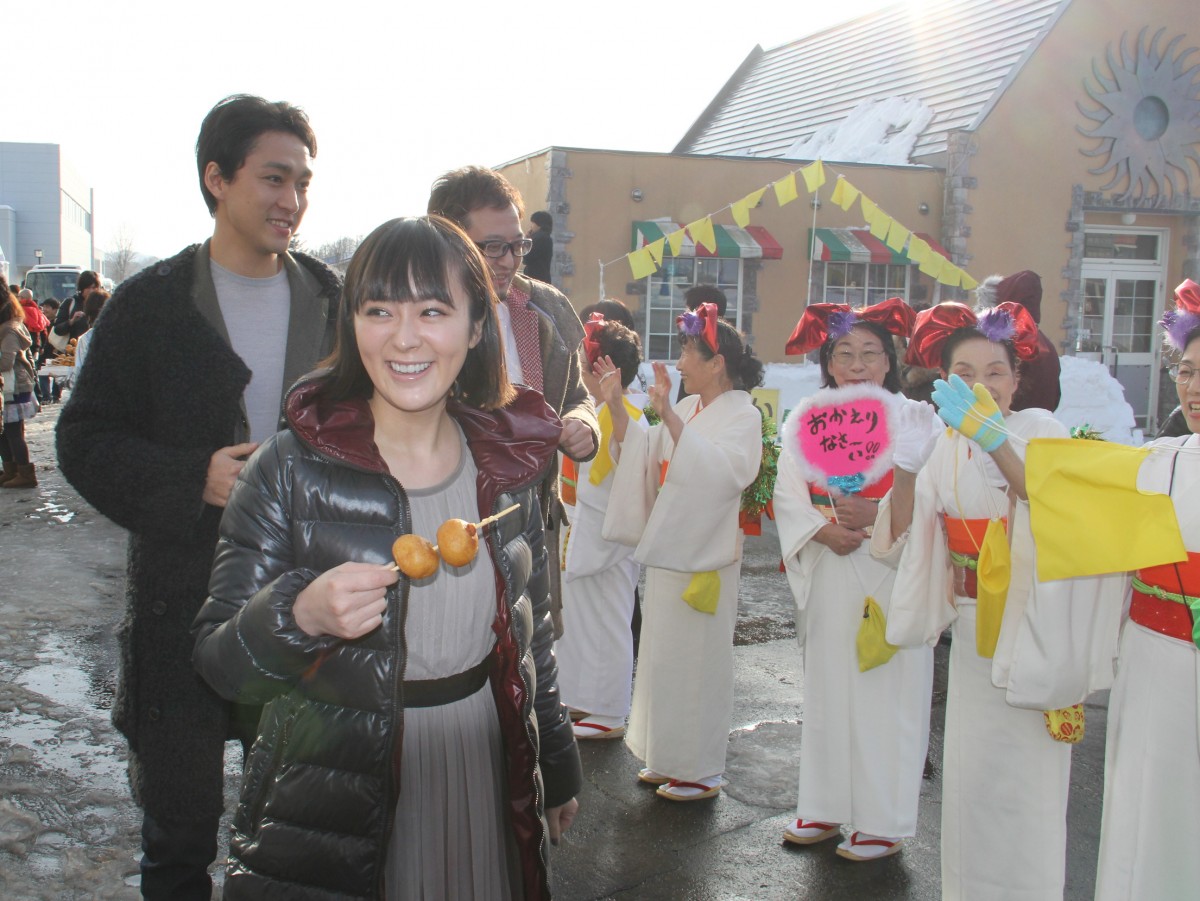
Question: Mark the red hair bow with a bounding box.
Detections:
[677,302,721,354]
[581,312,606,369]
[905,301,1039,369]
[785,296,915,355]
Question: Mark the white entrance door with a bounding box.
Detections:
[1077,269,1163,429]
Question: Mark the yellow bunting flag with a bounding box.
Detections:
[860,195,883,225]
[885,222,911,253]
[628,247,657,280]
[646,237,666,264]
[830,177,860,211]
[774,173,799,207]
[919,250,945,279]
[907,235,930,265]
[960,270,979,291]
[870,213,892,240]
[687,217,717,254]
[732,187,767,227]
[667,228,686,257]
[1026,439,1186,580]
[938,263,961,286]
[801,159,827,192]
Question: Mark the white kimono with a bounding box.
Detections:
[872,409,1123,901]
[774,396,934,839]
[603,390,762,781]
[1096,434,1200,901]
[556,392,649,719]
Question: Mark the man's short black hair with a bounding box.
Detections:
[530,211,553,232]
[684,284,727,317]
[427,166,525,230]
[196,94,317,216]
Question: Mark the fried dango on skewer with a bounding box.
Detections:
[435,519,478,567]
[391,534,439,579]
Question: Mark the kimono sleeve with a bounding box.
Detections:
[774,446,830,614]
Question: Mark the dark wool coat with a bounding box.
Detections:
[55,241,339,820]
[192,380,581,900]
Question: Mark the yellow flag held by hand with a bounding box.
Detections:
[1026,439,1187,580]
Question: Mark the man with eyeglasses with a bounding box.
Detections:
[429,166,598,638]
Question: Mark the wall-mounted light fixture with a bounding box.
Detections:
[1121,212,1137,226]
[810,197,822,210]
[918,202,930,215]
[630,189,644,202]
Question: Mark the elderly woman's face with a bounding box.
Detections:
[827,326,889,389]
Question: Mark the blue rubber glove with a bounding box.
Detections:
[930,374,1006,452]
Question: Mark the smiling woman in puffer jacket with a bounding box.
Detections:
[192,216,581,901]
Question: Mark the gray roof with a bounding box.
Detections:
[675,0,1069,161]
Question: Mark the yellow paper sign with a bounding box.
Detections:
[750,387,781,430]
[1025,439,1187,580]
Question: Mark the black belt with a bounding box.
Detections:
[403,655,491,708]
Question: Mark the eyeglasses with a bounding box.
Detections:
[474,238,533,260]
[830,349,885,367]
[1168,363,1198,385]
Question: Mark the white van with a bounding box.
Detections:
[23,264,84,302]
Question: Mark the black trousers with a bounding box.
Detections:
[140,811,219,900]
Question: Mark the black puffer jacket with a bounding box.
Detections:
[192,378,581,900]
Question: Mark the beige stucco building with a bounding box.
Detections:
[498,0,1199,432]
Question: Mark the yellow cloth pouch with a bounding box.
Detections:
[1043,704,1085,744]
[975,517,1010,658]
[856,596,899,672]
[682,571,720,614]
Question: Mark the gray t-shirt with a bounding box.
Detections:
[210,260,290,444]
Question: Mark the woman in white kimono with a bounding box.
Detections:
[557,315,649,739]
[774,298,937,861]
[1095,280,1200,900]
[596,302,763,801]
[872,301,1122,901]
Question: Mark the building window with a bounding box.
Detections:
[642,257,742,361]
[62,192,92,233]
[820,262,910,306]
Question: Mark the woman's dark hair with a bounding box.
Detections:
[579,298,636,332]
[819,321,903,394]
[196,94,317,216]
[679,318,764,391]
[317,216,515,410]
[940,326,1020,373]
[594,320,642,388]
[84,290,110,325]
[0,291,23,325]
[76,270,100,293]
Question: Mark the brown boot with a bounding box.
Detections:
[2,463,37,489]
[0,462,16,485]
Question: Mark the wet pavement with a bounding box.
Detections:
[1,401,1108,899]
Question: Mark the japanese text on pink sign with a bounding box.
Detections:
[798,398,891,478]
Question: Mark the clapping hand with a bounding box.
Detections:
[930,374,1006,452]
[647,361,673,419]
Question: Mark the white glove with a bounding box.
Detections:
[892,400,940,473]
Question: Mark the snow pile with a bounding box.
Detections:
[784,97,935,165]
[1053,355,1140,444]
[641,354,1140,444]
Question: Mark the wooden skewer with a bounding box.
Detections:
[476,503,520,530]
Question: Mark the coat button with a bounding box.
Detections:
[151,602,167,616]
[147,706,161,722]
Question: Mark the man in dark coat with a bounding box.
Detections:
[429,166,598,637]
[49,269,102,349]
[523,209,554,282]
[56,94,339,901]
[976,269,1062,412]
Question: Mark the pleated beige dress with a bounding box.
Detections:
[386,431,520,900]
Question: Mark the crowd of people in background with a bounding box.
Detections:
[1,90,1193,901]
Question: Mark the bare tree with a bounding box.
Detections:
[314,235,362,270]
[104,225,140,283]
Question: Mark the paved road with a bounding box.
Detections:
[0,402,1108,899]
